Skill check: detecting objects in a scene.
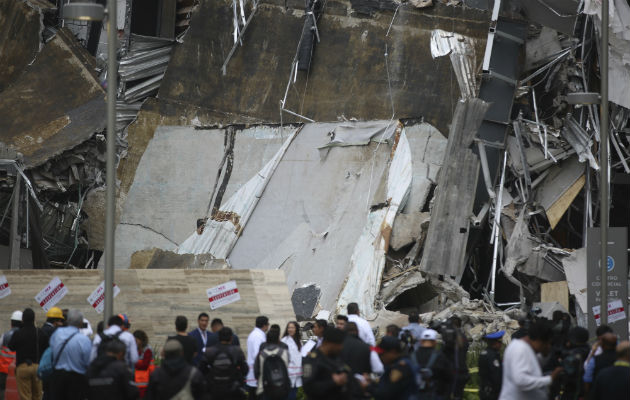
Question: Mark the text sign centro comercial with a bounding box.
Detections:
[87,281,120,314]
[207,280,241,310]
[35,277,68,312]
[0,275,11,299]
[587,227,629,340]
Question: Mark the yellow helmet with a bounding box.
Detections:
[46,307,64,319]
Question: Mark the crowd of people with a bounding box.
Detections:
[0,303,628,400]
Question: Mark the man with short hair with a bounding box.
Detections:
[246,316,269,399]
[0,311,21,400]
[400,313,425,344]
[49,309,93,400]
[146,340,208,400]
[590,340,630,400]
[335,315,348,330]
[8,308,49,400]
[584,332,618,393]
[189,312,217,366]
[210,318,240,346]
[302,327,357,400]
[87,338,138,400]
[341,322,372,375]
[347,303,375,346]
[90,315,139,369]
[200,327,248,400]
[167,315,197,364]
[498,320,563,400]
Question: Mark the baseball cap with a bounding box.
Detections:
[484,330,505,340]
[374,336,402,354]
[420,329,438,341]
[10,310,22,321]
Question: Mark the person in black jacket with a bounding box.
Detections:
[87,336,138,400]
[478,331,504,400]
[341,322,372,375]
[591,340,630,400]
[8,308,48,400]
[369,336,416,400]
[146,339,208,400]
[414,329,453,400]
[592,333,618,379]
[199,327,248,400]
[302,327,361,400]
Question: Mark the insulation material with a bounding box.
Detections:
[177,127,301,257]
[561,248,587,311]
[430,29,477,99]
[336,128,413,320]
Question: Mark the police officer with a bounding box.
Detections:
[369,336,416,400]
[302,327,361,400]
[478,330,504,400]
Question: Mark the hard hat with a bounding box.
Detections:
[46,307,64,319]
[118,313,130,328]
[10,310,22,321]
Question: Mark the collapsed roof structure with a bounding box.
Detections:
[1,0,630,335]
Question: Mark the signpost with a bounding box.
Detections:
[0,275,11,299]
[87,281,120,314]
[35,277,68,312]
[207,281,241,310]
[587,227,629,339]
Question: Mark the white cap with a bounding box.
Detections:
[420,329,438,341]
[10,311,22,322]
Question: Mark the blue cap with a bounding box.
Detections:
[484,330,505,340]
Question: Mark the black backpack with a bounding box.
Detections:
[96,331,124,357]
[400,329,417,354]
[209,349,239,394]
[261,348,290,400]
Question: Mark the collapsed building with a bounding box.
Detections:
[1,0,630,338]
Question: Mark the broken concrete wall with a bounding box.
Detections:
[0,0,43,92]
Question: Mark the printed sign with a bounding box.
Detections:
[87,281,120,314]
[593,299,627,326]
[35,277,68,312]
[0,275,11,299]
[207,280,240,310]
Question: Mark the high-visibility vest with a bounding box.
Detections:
[134,359,156,389]
[0,345,16,374]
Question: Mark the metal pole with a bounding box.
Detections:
[8,173,22,270]
[600,0,609,326]
[104,0,117,323]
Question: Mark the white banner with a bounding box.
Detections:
[35,277,68,312]
[593,299,627,326]
[87,281,120,314]
[207,280,241,310]
[0,275,11,300]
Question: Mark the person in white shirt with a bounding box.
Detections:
[246,316,269,399]
[281,321,303,399]
[347,302,376,346]
[499,319,563,400]
[90,315,139,369]
[300,320,326,357]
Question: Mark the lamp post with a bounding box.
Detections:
[600,0,609,327]
[63,1,116,323]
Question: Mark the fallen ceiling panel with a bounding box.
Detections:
[0,29,106,168]
[111,125,295,268]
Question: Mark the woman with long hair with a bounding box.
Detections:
[281,321,303,400]
[133,330,155,398]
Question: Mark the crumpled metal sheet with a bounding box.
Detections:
[336,127,413,320]
[430,29,477,99]
[319,121,396,149]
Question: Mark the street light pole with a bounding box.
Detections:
[600,0,609,326]
[103,0,117,323]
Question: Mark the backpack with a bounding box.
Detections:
[400,329,417,354]
[96,331,124,357]
[208,348,239,394]
[261,348,290,400]
[409,350,439,392]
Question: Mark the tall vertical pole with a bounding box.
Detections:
[8,173,22,270]
[600,0,609,326]
[104,0,118,324]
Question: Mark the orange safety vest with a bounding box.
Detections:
[134,359,156,389]
[0,346,16,374]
